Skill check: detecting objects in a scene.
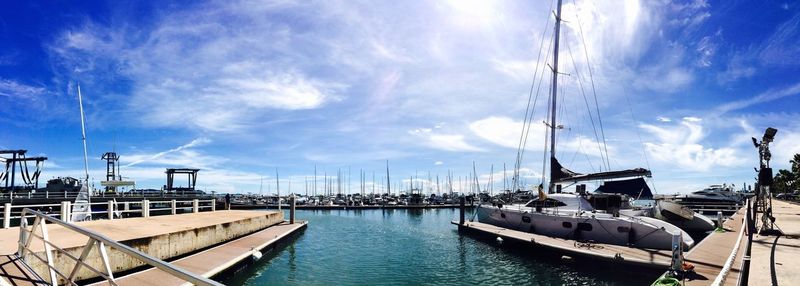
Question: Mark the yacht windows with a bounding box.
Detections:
[617,226,630,233]
[562,222,572,228]
[577,223,592,231]
[525,198,568,208]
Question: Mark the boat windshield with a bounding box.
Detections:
[525,198,567,208]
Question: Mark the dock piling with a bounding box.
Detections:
[171,200,177,215]
[290,196,296,224]
[192,199,199,213]
[459,197,465,225]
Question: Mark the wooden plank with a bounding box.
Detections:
[90,221,307,286]
[452,221,673,269]
[0,255,48,286]
[680,207,745,286]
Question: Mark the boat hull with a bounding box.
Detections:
[476,205,693,250]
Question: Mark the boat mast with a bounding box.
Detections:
[548,0,563,194]
[77,85,90,184]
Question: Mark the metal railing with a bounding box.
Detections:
[2,199,217,228]
[17,208,223,286]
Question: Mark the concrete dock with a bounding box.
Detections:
[89,221,307,286]
[747,199,800,285]
[0,210,306,285]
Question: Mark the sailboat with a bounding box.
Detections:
[475,0,694,250]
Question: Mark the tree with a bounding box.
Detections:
[774,153,800,193]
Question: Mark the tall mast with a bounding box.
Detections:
[386,160,390,195]
[548,0,563,193]
[77,85,90,184]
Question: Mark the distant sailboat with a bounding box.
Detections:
[71,84,92,222]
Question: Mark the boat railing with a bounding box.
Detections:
[16,207,223,286]
[2,199,217,229]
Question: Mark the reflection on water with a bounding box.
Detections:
[217,208,657,286]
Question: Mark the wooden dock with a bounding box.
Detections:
[680,207,745,285]
[452,220,674,269]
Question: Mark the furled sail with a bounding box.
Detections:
[594,177,654,199]
[71,184,92,222]
[551,158,652,184]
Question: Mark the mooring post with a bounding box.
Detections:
[171,199,177,215]
[459,196,465,225]
[107,200,115,220]
[142,200,150,218]
[192,199,199,213]
[290,195,296,224]
[3,203,11,229]
[60,201,69,221]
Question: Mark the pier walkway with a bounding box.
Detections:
[681,207,745,285]
[89,221,307,286]
[748,199,800,285]
[0,210,305,285]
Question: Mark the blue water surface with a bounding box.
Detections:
[218,208,656,285]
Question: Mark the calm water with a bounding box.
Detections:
[218,209,657,285]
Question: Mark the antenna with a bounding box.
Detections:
[77,84,90,184]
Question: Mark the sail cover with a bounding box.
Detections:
[594,177,653,199]
[71,184,92,222]
[551,158,652,183]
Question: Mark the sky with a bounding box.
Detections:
[1,0,799,195]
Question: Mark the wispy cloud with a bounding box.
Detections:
[716,82,800,114]
[123,137,213,167]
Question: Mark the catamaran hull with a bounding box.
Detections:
[476,205,693,250]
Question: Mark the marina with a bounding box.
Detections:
[3,0,800,285]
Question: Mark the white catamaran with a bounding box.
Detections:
[476,0,694,250]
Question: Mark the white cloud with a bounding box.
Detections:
[434,161,444,165]
[122,138,214,168]
[657,116,672,122]
[469,116,527,149]
[640,117,745,171]
[0,79,46,100]
[408,128,483,152]
[716,82,800,115]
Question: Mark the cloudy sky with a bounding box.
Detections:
[2,0,799,195]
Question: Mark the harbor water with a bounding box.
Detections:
[219,208,657,285]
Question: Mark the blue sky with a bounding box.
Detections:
[2,0,799,194]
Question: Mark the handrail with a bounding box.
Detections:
[18,208,223,286]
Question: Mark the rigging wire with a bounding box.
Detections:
[572,0,611,171]
[513,0,555,192]
[622,85,658,194]
[565,40,607,171]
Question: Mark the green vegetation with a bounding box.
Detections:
[773,154,800,194]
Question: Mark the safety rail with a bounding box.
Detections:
[16,208,223,286]
[2,199,217,228]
